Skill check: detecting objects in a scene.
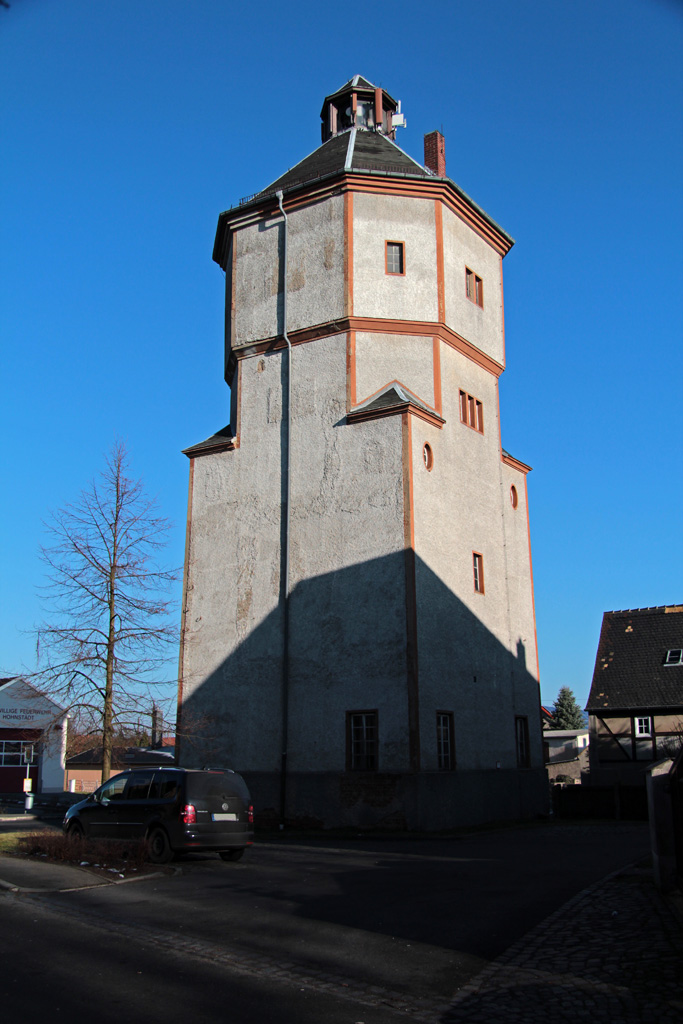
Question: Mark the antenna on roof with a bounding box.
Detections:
[392,100,406,130]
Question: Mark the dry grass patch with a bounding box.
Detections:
[17,830,149,876]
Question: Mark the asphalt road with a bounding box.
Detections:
[0,821,651,1023]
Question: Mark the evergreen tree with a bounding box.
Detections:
[550,687,586,730]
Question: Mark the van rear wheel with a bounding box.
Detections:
[219,849,244,862]
[147,827,173,864]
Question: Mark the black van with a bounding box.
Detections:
[62,767,253,863]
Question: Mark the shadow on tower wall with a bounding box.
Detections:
[178,551,547,830]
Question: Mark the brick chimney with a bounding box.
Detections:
[424,130,446,177]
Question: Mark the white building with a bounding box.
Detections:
[0,677,68,793]
[177,76,545,829]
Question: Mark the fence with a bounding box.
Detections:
[552,783,648,821]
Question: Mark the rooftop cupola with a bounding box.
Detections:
[320,74,405,143]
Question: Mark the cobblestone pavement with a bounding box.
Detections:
[443,868,683,1024]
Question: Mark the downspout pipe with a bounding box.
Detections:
[276,190,292,830]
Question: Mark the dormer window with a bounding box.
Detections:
[664,649,683,666]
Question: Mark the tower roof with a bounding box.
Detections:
[320,74,397,113]
[259,128,430,199]
[214,77,514,262]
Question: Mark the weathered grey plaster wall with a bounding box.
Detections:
[181,333,410,774]
[231,196,345,349]
[286,197,345,334]
[232,214,281,349]
[442,205,505,366]
[500,459,539,683]
[285,334,409,772]
[410,339,541,774]
[180,347,287,770]
[353,193,438,322]
[354,331,436,408]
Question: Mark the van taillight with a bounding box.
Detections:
[181,804,196,824]
[248,804,253,824]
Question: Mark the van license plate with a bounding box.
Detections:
[212,812,237,821]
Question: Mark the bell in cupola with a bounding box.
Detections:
[319,74,400,142]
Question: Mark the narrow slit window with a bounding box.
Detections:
[515,716,530,768]
[386,241,405,275]
[465,267,484,308]
[436,712,455,770]
[473,552,484,594]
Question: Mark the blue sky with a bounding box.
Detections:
[2,0,682,714]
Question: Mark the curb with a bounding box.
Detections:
[0,867,173,893]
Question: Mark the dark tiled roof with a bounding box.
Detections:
[182,424,234,457]
[353,128,425,175]
[259,129,429,199]
[321,75,396,107]
[349,382,443,420]
[586,606,683,712]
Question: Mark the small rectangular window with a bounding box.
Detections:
[436,712,455,770]
[459,390,484,433]
[473,552,485,594]
[465,267,483,308]
[459,390,467,423]
[515,716,530,768]
[347,711,378,770]
[386,241,405,275]
[0,741,22,766]
[664,649,683,666]
[635,717,652,737]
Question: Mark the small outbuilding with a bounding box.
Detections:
[545,729,589,784]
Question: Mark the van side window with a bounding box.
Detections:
[100,775,127,803]
[126,772,153,800]
[150,772,179,800]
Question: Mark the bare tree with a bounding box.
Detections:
[35,442,178,782]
